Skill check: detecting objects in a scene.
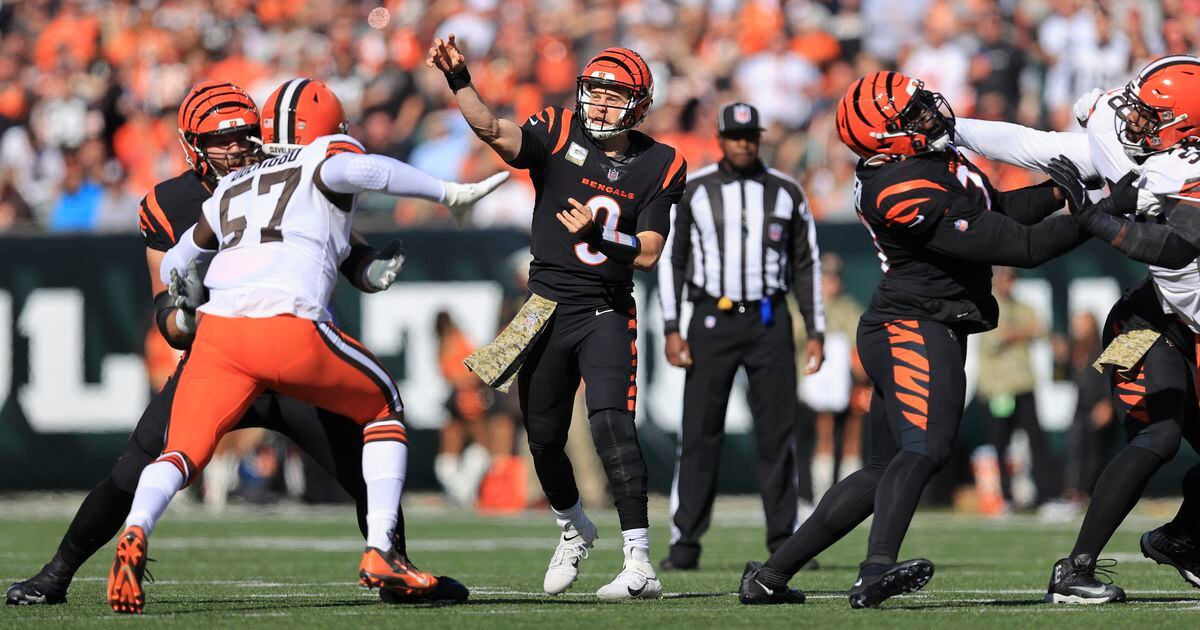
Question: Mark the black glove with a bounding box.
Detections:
[1094,171,1140,217]
[1045,156,1088,216]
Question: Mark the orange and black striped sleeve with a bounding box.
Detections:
[139,188,178,251]
[506,106,560,171]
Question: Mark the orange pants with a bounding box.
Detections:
[159,314,405,483]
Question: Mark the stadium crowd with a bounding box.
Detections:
[0,0,1196,233]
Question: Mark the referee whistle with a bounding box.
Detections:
[717,296,734,311]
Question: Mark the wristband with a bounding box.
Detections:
[445,66,472,92]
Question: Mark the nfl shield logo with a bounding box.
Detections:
[734,105,752,124]
[954,219,969,232]
[607,168,621,182]
[769,223,783,242]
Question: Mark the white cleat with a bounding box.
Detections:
[543,519,597,595]
[596,559,663,600]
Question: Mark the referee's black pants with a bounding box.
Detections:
[667,296,800,565]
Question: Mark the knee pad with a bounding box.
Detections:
[588,409,647,500]
[1130,420,1182,461]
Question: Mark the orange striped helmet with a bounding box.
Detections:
[575,47,654,140]
[1113,55,1200,156]
[177,81,260,183]
[261,78,348,155]
[836,72,955,159]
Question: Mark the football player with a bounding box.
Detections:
[953,55,1200,603]
[7,80,501,608]
[427,34,686,599]
[106,78,507,614]
[738,71,1084,608]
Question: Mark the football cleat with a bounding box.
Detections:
[359,547,438,595]
[107,526,149,614]
[543,519,597,595]
[6,559,71,606]
[1141,527,1200,589]
[380,575,469,604]
[738,561,806,605]
[849,559,935,609]
[1045,554,1126,604]
[596,558,663,600]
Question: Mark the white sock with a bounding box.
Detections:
[839,456,862,480]
[622,528,650,562]
[362,440,408,551]
[812,453,835,500]
[125,461,185,535]
[551,499,587,532]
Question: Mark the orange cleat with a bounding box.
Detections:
[107,526,149,614]
[359,547,438,596]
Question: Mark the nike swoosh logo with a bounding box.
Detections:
[907,215,925,228]
[755,580,774,596]
[627,583,646,597]
[853,578,863,587]
[596,308,613,316]
[563,533,580,541]
[1073,585,1112,596]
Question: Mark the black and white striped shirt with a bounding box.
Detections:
[659,159,824,337]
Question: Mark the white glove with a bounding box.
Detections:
[168,259,206,334]
[442,171,511,226]
[1072,88,1105,128]
[364,240,405,292]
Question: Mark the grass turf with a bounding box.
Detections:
[1,495,1198,628]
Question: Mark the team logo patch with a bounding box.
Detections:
[769,223,783,242]
[704,315,717,329]
[734,104,752,124]
[607,168,621,182]
[566,142,588,166]
[954,219,969,232]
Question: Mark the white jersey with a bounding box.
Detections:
[955,96,1200,331]
[198,134,364,321]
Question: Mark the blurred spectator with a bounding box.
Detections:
[434,310,494,506]
[48,149,103,232]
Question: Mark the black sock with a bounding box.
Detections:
[55,476,134,575]
[614,495,649,531]
[866,450,938,562]
[764,467,882,576]
[1164,464,1200,539]
[1071,445,1164,558]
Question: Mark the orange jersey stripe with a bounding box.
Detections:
[884,197,930,225]
[326,141,364,159]
[896,391,929,415]
[545,107,557,134]
[876,180,947,207]
[891,346,930,372]
[662,150,685,190]
[144,190,175,243]
[893,365,931,397]
[552,109,574,155]
[902,410,928,430]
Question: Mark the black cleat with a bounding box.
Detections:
[1045,554,1126,604]
[380,575,469,604]
[658,557,698,572]
[848,559,934,609]
[6,561,71,606]
[1141,527,1200,589]
[738,561,805,605]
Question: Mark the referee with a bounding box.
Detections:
[658,102,825,571]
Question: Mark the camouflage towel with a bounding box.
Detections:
[465,293,558,393]
[1093,314,1161,375]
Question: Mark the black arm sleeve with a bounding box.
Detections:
[1081,209,1200,270]
[994,180,1063,225]
[923,208,1085,268]
[338,242,380,292]
[153,290,192,351]
[581,226,640,266]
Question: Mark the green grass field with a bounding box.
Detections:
[2,494,1198,628]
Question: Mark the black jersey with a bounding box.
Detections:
[138,170,212,252]
[508,106,687,306]
[855,149,1000,332]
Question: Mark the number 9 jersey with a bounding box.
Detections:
[199,134,366,322]
[508,105,687,305]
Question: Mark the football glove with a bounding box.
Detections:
[168,259,206,334]
[364,240,405,292]
[442,171,510,226]
[1072,88,1105,128]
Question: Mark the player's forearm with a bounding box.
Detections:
[996,180,1064,225]
[927,212,1085,268]
[1081,212,1200,269]
[452,84,523,161]
[955,118,1096,179]
[153,290,195,350]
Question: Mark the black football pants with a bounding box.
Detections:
[765,318,967,576]
[47,358,406,581]
[667,297,800,565]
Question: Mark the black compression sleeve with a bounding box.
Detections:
[1082,211,1200,269]
[995,180,1063,225]
[582,227,641,266]
[339,243,379,291]
[924,211,1085,268]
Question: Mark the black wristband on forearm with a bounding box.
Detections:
[583,226,641,266]
[154,290,175,340]
[445,66,472,92]
[339,243,379,291]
